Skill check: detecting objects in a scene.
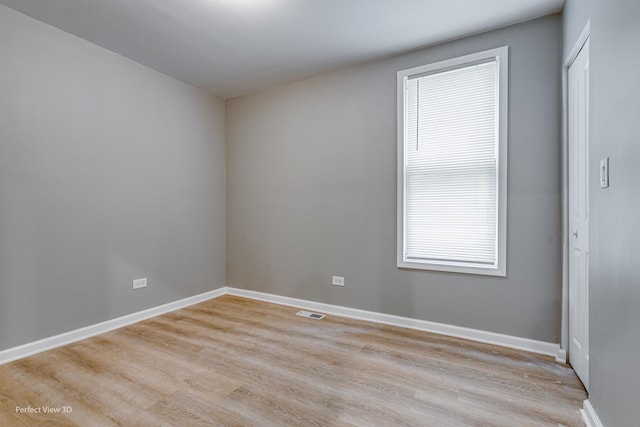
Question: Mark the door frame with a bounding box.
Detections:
[560,21,591,364]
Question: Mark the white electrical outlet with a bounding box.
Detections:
[133,278,147,290]
[332,276,345,286]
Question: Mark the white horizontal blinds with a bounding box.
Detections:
[405,59,498,265]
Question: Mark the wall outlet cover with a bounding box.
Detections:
[332,276,345,286]
[133,278,148,290]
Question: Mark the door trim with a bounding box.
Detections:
[560,20,590,364]
[581,399,604,427]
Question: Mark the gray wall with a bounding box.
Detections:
[227,15,563,343]
[562,0,591,61]
[0,5,226,351]
[587,1,640,425]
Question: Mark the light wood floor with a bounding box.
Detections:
[0,295,586,426]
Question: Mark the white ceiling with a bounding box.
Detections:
[0,0,563,98]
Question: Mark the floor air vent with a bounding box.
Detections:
[296,310,325,320]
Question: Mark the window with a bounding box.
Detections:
[397,47,508,276]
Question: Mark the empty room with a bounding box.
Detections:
[0,0,638,426]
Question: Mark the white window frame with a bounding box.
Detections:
[396,46,508,276]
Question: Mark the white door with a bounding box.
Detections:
[568,38,590,390]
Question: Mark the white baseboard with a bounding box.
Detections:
[556,348,568,364]
[0,288,226,365]
[225,287,560,358]
[1,286,563,365]
[581,399,604,427]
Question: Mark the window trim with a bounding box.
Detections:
[396,46,508,277]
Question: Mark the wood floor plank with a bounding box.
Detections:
[0,295,586,426]
[146,390,227,427]
[0,376,76,427]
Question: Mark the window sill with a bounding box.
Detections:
[397,259,506,277]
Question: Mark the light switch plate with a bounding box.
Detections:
[600,157,610,189]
